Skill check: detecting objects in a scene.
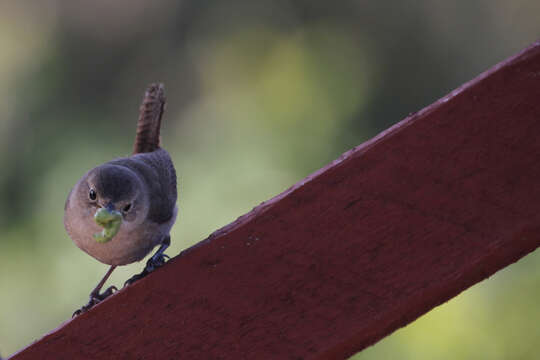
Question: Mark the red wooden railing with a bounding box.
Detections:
[11,41,540,359]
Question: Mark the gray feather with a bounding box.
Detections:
[110,148,177,224]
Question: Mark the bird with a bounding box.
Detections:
[64,83,178,315]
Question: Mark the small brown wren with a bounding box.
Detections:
[64,83,178,315]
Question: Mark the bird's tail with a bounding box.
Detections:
[133,83,166,154]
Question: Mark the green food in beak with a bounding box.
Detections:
[93,207,122,243]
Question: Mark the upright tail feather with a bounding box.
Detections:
[133,83,166,154]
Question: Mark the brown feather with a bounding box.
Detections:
[133,83,166,154]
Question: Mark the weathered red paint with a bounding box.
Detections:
[11,41,540,360]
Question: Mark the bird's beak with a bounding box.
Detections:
[93,204,122,243]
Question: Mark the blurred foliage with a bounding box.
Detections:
[0,1,539,357]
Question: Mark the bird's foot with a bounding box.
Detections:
[124,253,170,287]
[72,285,118,317]
[146,252,170,272]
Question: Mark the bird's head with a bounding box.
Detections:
[66,164,149,243]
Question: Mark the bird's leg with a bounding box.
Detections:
[88,265,118,301]
[73,265,117,317]
[124,236,170,287]
[145,235,171,271]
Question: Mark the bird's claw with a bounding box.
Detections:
[146,253,169,272]
[72,285,118,317]
[123,270,148,288]
[123,253,169,288]
[93,285,118,301]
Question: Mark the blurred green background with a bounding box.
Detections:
[0,1,539,358]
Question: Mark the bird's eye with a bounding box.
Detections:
[89,189,97,201]
[123,203,132,213]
